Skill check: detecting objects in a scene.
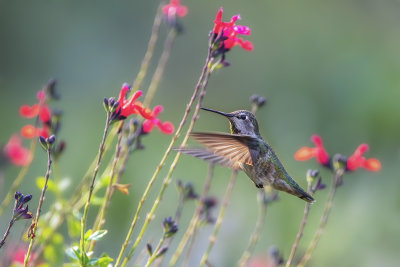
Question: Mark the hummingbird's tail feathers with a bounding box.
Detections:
[175,147,241,170]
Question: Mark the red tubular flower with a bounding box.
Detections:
[347,144,381,172]
[4,135,32,166]
[21,125,50,139]
[213,7,253,51]
[20,91,51,124]
[162,0,188,18]
[294,134,330,166]
[143,105,174,134]
[115,83,153,120]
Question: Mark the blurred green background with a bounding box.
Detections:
[1,0,400,266]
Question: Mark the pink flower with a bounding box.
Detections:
[294,135,330,166]
[3,135,32,166]
[143,105,174,134]
[213,7,253,51]
[115,83,153,120]
[162,0,188,18]
[347,144,381,171]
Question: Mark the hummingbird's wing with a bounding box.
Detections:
[189,132,260,166]
[176,148,242,169]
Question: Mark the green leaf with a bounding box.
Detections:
[66,246,80,261]
[87,230,108,241]
[97,254,113,267]
[84,229,93,241]
[36,176,59,193]
[88,258,99,266]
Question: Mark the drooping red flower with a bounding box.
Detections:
[3,135,32,166]
[347,144,381,171]
[142,105,174,134]
[213,7,253,51]
[115,83,153,120]
[294,135,330,166]
[162,0,188,18]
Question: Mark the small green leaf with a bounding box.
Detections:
[87,230,108,241]
[97,254,113,267]
[84,229,93,240]
[88,258,99,266]
[66,246,80,261]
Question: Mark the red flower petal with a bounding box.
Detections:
[4,135,32,166]
[310,135,330,165]
[364,158,381,171]
[21,125,37,139]
[213,7,224,34]
[20,104,40,118]
[143,120,155,133]
[158,121,174,134]
[294,147,314,161]
[39,105,51,123]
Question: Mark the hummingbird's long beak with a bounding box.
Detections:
[201,107,234,117]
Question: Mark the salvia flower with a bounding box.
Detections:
[294,135,330,168]
[212,7,253,53]
[13,191,33,221]
[162,217,178,238]
[112,83,153,121]
[3,135,32,166]
[162,0,188,19]
[177,180,198,200]
[295,135,381,172]
[346,144,381,172]
[142,105,175,134]
[200,196,218,224]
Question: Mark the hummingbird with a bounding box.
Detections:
[177,107,314,203]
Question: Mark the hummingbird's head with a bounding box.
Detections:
[201,108,260,136]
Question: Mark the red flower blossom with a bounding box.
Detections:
[116,83,153,120]
[213,7,253,51]
[294,135,330,166]
[19,90,51,124]
[347,144,381,171]
[21,125,50,139]
[3,135,32,166]
[143,105,174,134]
[162,0,188,18]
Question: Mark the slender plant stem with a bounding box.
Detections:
[121,58,214,267]
[169,164,215,266]
[0,139,38,217]
[200,170,238,267]
[24,147,53,266]
[89,122,124,251]
[238,189,269,267]
[297,169,344,267]
[114,43,214,267]
[143,29,177,108]
[79,114,111,265]
[132,3,163,92]
[145,236,166,267]
[0,218,15,249]
[285,183,313,267]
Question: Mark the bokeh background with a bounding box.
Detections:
[1,0,400,266]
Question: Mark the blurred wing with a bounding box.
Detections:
[190,132,260,166]
[176,148,241,169]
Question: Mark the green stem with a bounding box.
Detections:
[132,3,163,91]
[285,183,313,267]
[79,114,111,266]
[143,29,177,108]
[0,218,15,250]
[114,43,214,267]
[297,169,344,267]
[238,189,269,267]
[145,236,166,267]
[169,164,215,266]
[89,122,125,251]
[200,170,238,267]
[24,147,53,266]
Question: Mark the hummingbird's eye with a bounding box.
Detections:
[239,114,247,120]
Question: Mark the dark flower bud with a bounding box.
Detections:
[146,243,153,256]
[250,94,260,104]
[108,97,115,107]
[269,246,284,265]
[306,169,320,183]
[39,136,48,150]
[162,217,178,238]
[202,197,217,209]
[20,194,32,204]
[14,191,22,200]
[45,78,60,100]
[333,154,347,171]
[47,135,56,145]
[311,177,326,193]
[257,96,267,107]
[156,247,168,258]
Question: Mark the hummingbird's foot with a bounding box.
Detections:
[255,183,264,188]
